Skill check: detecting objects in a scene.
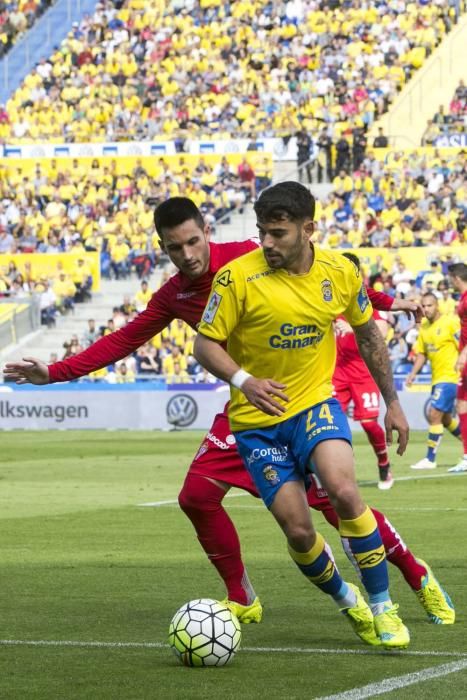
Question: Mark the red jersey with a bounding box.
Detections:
[334,309,385,383]
[457,290,467,351]
[48,240,256,383]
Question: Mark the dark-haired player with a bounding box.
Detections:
[4,196,454,627]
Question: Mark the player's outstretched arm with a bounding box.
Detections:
[193,333,288,417]
[391,298,424,323]
[354,317,409,455]
[3,357,49,385]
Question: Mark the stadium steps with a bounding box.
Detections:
[0,0,99,104]
[1,272,163,365]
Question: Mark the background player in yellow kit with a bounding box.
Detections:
[195,181,410,649]
[407,293,462,470]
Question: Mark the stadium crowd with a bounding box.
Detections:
[0,148,464,284]
[0,153,273,280]
[323,148,466,249]
[0,1,55,58]
[0,0,461,150]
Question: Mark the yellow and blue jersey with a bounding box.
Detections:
[198,246,373,430]
[414,315,460,385]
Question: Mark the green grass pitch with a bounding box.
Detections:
[0,430,465,699]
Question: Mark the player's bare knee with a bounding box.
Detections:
[441,413,452,427]
[327,482,363,519]
[286,524,316,552]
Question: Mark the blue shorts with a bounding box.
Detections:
[233,398,352,508]
[430,382,457,413]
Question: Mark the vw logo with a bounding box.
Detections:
[166,394,198,428]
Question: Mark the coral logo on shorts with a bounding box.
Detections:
[321,279,333,302]
[263,466,280,485]
[247,446,288,465]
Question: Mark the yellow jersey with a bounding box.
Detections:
[414,315,460,384]
[198,247,373,430]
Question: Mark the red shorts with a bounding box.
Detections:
[457,365,467,402]
[333,375,380,421]
[188,410,332,511]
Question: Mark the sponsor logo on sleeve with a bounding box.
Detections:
[202,291,222,324]
[357,284,369,313]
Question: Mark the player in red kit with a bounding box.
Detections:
[448,262,467,473]
[333,253,393,490]
[334,311,393,489]
[3,197,454,625]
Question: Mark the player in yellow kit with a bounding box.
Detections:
[408,293,462,470]
[194,182,410,649]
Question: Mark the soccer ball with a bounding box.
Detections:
[168,598,241,667]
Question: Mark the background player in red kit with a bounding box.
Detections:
[3,197,454,625]
[333,253,393,490]
[448,262,467,473]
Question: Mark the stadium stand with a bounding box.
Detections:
[1,0,462,150]
[0,1,55,58]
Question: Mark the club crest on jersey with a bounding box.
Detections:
[215,269,233,287]
[263,465,280,485]
[202,291,222,323]
[321,279,333,302]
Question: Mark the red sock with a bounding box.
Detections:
[459,413,467,455]
[178,473,255,605]
[371,509,426,590]
[362,420,389,466]
[320,506,426,590]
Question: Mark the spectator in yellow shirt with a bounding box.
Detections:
[53,272,76,313]
[110,235,130,279]
[134,279,152,313]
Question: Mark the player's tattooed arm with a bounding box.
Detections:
[353,317,398,406]
[354,317,409,455]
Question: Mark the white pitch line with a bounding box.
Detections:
[1,639,466,659]
[359,471,462,487]
[316,658,467,699]
[137,471,463,507]
[138,492,251,507]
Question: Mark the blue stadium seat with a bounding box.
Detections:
[394,362,413,374]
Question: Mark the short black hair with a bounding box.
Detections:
[421,292,438,302]
[254,181,315,222]
[448,262,467,281]
[341,252,361,271]
[154,197,205,236]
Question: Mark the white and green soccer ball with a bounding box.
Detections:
[168,598,241,667]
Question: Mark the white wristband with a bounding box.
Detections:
[230,369,252,389]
